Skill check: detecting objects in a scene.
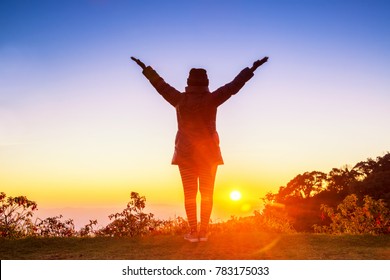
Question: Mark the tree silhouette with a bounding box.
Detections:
[269,152,390,232]
[327,166,359,194]
[353,158,377,180]
[351,153,390,205]
[277,171,327,200]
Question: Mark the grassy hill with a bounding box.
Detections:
[1,232,389,260]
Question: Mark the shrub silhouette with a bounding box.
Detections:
[79,219,98,237]
[34,215,76,237]
[314,194,390,234]
[96,192,156,237]
[0,192,37,238]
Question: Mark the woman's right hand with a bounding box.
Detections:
[251,56,268,72]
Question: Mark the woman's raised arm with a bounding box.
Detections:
[130,56,181,106]
[211,56,269,106]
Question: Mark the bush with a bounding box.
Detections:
[151,216,189,235]
[0,192,37,238]
[34,215,76,237]
[254,204,296,233]
[209,205,296,234]
[79,220,98,237]
[96,192,156,237]
[209,215,256,234]
[314,194,390,234]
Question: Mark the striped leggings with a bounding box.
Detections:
[179,164,217,233]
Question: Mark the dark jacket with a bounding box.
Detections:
[143,66,254,166]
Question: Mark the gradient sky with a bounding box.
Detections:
[1,0,390,228]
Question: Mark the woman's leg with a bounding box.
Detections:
[178,165,199,233]
[199,164,217,233]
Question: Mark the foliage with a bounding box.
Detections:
[210,216,256,234]
[79,220,98,237]
[254,204,296,233]
[210,203,295,234]
[278,171,327,199]
[0,192,38,238]
[96,192,155,237]
[151,216,189,235]
[314,194,390,234]
[34,215,76,237]
[271,152,390,232]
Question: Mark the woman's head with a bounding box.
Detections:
[187,68,209,86]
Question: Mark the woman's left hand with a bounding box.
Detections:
[131,56,146,70]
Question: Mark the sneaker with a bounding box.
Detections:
[198,231,208,242]
[184,232,199,243]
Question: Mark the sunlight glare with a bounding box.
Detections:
[230,190,242,201]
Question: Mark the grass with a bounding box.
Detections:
[0,232,389,260]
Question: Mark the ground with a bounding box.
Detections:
[1,232,389,260]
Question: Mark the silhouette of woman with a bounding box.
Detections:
[131,56,268,242]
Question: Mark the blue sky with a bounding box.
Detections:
[1,0,390,227]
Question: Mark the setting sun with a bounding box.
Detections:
[230,190,242,201]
